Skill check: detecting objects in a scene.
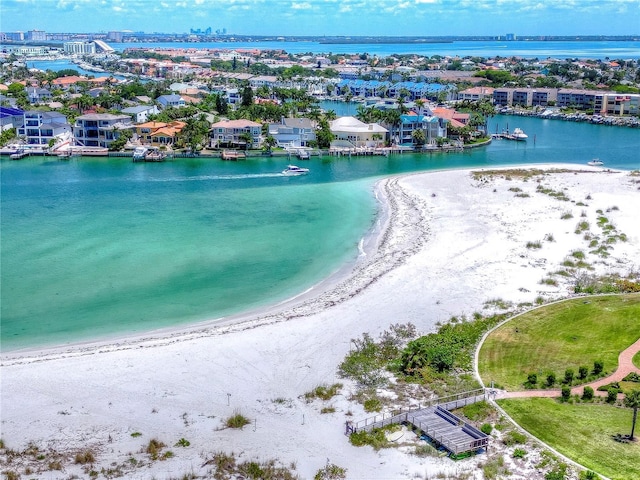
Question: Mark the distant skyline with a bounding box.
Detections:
[2,0,640,37]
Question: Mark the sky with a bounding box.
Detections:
[2,0,639,37]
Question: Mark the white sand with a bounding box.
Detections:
[2,165,639,479]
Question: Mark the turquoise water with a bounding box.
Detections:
[1,116,639,350]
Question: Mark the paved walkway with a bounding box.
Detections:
[497,336,640,399]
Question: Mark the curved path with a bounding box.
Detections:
[496,336,640,399]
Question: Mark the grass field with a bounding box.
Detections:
[478,295,640,390]
[498,398,640,480]
[634,350,640,369]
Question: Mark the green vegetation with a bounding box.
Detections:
[460,400,493,421]
[526,240,542,249]
[304,383,343,401]
[478,295,640,390]
[349,424,400,450]
[145,438,166,460]
[202,451,301,480]
[634,351,640,369]
[174,438,190,447]
[498,398,640,480]
[560,211,574,220]
[314,463,347,480]
[225,411,251,429]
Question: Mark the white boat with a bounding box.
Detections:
[296,149,310,160]
[132,146,148,161]
[504,127,528,141]
[587,158,604,166]
[282,165,309,176]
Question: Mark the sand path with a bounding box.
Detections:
[497,335,640,399]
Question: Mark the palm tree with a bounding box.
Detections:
[625,389,640,440]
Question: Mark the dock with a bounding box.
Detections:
[347,388,489,456]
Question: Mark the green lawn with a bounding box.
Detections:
[498,398,640,480]
[478,295,640,390]
[634,350,640,370]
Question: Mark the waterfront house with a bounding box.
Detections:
[122,105,160,123]
[210,119,261,148]
[329,116,388,147]
[0,106,25,131]
[268,117,316,148]
[17,111,71,145]
[392,112,448,147]
[73,113,133,149]
[134,120,185,145]
[156,94,185,110]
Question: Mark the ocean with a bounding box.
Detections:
[2,116,639,351]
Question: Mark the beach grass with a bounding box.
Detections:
[497,398,640,480]
[478,295,640,390]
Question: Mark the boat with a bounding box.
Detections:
[282,165,309,176]
[132,146,148,162]
[504,127,528,141]
[221,150,246,161]
[296,149,310,160]
[10,149,28,160]
[144,147,166,162]
[587,158,604,166]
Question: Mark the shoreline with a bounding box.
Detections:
[0,172,420,363]
[1,163,630,363]
[2,164,639,479]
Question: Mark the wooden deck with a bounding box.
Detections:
[348,389,489,456]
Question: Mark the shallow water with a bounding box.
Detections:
[1,116,639,350]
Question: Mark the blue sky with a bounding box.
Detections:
[2,0,639,36]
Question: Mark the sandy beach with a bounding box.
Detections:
[2,165,639,479]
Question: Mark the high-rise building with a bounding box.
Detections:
[505,33,516,41]
[64,41,96,55]
[107,31,124,42]
[27,29,47,41]
[5,31,25,41]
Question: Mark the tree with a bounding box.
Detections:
[315,118,334,149]
[238,131,254,150]
[241,84,254,108]
[578,365,589,380]
[263,135,277,152]
[624,389,640,440]
[215,94,229,115]
[411,128,426,148]
[593,360,604,375]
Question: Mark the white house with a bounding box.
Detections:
[329,116,388,147]
[268,117,316,148]
[121,105,160,123]
[156,94,185,110]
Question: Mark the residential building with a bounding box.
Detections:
[329,116,388,147]
[493,88,515,107]
[26,29,46,41]
[267,117,316,148]
[73,113,132,148]
[392,112,448,146]
[209,119,261,148]
[0,106,25,131]
[25,87,52,104]
[156,94,185,109]
[134,120,185,145]
[531,88,557,106]
[17,111,71,145]
[557,89,599,110]
[121,105,159,123]
[598,93,640,116]
[64,41,96,55]
[457,87,495,101]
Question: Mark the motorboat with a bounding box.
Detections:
[132,146,149,162]
[504,127,528,141]
[282,165,309,176]
[587,158,604,166]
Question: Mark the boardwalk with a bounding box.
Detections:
[348,389,490,456]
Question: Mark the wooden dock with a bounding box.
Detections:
[347,389,489,456]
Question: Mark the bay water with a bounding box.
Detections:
[1,116,639,351]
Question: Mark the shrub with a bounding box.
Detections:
[314,463,347,480]
[527,373,538,386]
[546,372,556,387]
[146,438,166,460]
[225,412,250,429]
[363,397,382,412]
[305,383,343,401]
[175,438,190,447]
[320,406,336,414]
[503,430,527,446]
[350,426,397,450]
[481,423,493,435]
[560,211,573,220]
[462,400,493,421]
[578,365,589,380]
[564,369,574,384]
[582,386,594,400]
[593,360,604,375]
[580,471,598,480]
[130,432,142,437]
[561,385,571,401]
[526,241,542,249]
[75,450,96,464]
[512,448,527,459]
[607,388,618,403]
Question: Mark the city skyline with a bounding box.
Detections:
[2,0,640,37]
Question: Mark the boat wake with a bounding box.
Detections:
[148,173,286,182]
